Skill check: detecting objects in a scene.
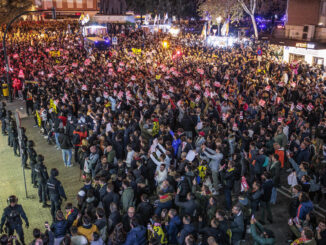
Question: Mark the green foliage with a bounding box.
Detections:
[198,0,243,23]
[0,0,34,25]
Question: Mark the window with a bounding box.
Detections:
[321,1,326,16]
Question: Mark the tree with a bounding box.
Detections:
[0,0,34,25]
[238,0,258,38]
[126,0,155,24]
[198,0,243,24]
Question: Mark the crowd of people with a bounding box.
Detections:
[1,19,326,245]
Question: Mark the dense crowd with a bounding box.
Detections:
[1,20,326,245]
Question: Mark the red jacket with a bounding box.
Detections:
[73,130,87,146]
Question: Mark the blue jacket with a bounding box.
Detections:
[51,220,68,238]
[170,130,181,156]
[297,201,313,220]
[124,226,147,245]
[295,148,310,164]
[167,216,181,244]
[177,224,196,245]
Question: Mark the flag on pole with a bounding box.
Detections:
[154,15,157,25]
[201,23,207,39]
[164,13,168,24]
[207,21,211,36]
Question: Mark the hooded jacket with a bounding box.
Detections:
[167,215,181,244]
[296,200,313,220]
[124,225,147,245]
[51,220,68,238]
[177,223,196,245]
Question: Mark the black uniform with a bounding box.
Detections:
[12,125,20,157]
[0,106,6,135]
[27,146,37,186]
[35,162,49,205]
[0,204,29,245]
[20,133,28,168]
[47,176,67,221]
[7,120,14,148]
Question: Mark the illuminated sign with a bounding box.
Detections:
[296,42,307,48]
[307,43,315,49]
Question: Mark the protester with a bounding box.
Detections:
[2,19,326,245]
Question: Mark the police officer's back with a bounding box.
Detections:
[27,141,37,187]
[35,155,50,208]
[47,168,67,221]
[0,102,7,135]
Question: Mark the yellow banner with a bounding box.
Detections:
[36,111,41,127]
[25,81,39,84]
[155,75,161,80]
[152,120,159,136]
[50,51,60,57]
[49,99,57,113]
[132,48,141,54]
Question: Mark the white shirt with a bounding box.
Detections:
[71,235,88,245]
[126,150,135,167]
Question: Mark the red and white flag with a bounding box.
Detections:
[296,103,303,111]
[307,103,314,111]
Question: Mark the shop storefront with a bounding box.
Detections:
[283,42,326,65]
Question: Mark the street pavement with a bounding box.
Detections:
[0,100,82,242]
[0,99,324,244]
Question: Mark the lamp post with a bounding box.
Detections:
[216,16,222,36]
[2,8,56,102]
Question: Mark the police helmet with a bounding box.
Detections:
[51,168,59,177]
[7,195,18,204]
[37,154,44,163]
[28,140,34,148]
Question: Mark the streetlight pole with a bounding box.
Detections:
[2,8,56,102]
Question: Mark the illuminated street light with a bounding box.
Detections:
[162,40,169,48]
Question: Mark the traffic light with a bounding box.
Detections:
[52,7,56,19]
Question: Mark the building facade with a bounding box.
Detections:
[35,0,99,17]
[276,0,326,65]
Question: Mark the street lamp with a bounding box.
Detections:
[2,8,56,102]
[216,16,222,36]
[162,40,169,48]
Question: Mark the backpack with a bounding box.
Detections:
[72,133,81,145]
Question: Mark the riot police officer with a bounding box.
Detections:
[35,155,50,208]
[0,196,29,245]
[0,102,6,135]
[47,168,67,221]
[11,121,20,157]
[27,140,37,188]
[5,110,12,145]
[20,127,29,169]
